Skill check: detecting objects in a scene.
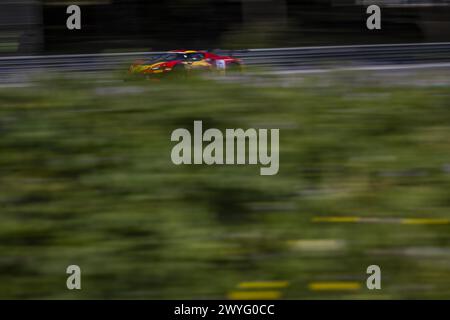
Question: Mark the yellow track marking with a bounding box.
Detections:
[308,282,361,291]
[312,216,450,225]
[237,281,289,289]
[312,216,360,223]
[401,218,449,225]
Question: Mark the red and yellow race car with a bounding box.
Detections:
[128,50,242,78]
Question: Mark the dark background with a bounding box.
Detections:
[1,0,450,55]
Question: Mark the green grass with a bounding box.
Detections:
[0,73,449,299]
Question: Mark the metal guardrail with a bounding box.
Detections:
[1,42,450,81]
[231,42,450,68]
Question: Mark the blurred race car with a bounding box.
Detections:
[128,50,242,78]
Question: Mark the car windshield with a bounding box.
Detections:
[186,53,204,61]
[146,53,186,63]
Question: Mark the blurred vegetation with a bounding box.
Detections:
[0,73,449,299]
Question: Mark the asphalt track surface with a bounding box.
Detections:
[1,42,450,84]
